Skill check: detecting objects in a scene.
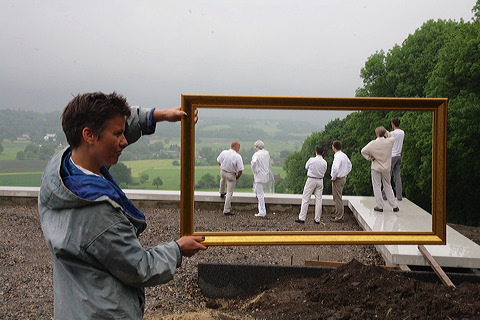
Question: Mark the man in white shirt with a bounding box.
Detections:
[330,140,352,222]
[217,141,244,215]
[388,117,404,201]
[361,126,399,212]
[251,140,274,217]
[295,146,328,224]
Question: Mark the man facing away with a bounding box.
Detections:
[295,146,327,224]
[385,117,404,201]
[217,141,244,215]
[251,140,274,217]
[361,126,399,212]
[330,140,352,222]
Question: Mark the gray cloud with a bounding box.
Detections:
[0,0,474,114]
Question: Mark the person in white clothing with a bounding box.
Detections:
[251,140,274,217]
[330,140,352,222]
[382,117,405,201]
[217,141,244,215]
[295,146,328,224]
[361,126,399,212]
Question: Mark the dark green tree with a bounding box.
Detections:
[195,173,217,189]
[24,143,39,159]
[139,173,149,184]
[38,145,56,160]
[152,176,163,189]
[110,162,132,185]
[353,10,480,225]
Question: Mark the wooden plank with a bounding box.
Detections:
[418,245,456,287]
[305,260,345,267]
[398,264,411,271]
[304,260,400,270]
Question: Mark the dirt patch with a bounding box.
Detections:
[1,202,479,319]
[209,259,480,319]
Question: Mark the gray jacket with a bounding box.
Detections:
[38,107,182,319]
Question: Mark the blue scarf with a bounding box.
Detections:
[61,151,146,227]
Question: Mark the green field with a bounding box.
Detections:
[0,158,48,186]
[0,140,288,189]
[122,159,285,191]
[0,140,32,161]
[159,137,301,158]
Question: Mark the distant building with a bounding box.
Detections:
[16,133,30,141]
[44,133,57,142]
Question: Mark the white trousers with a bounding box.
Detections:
[298,177,323,222]
[371,170,398,209]
[254,182,266,215]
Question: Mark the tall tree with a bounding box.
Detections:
[354,10,480,225]
[110,162,132,185]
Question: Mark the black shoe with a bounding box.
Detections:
[331,217,345,223]
[223,211,234,216]
[397,198,402,201]
[393,207,399,212]
[314,220,320,224]
[220,193,226,199]
[373,207,383,212]
[295,219,305,224]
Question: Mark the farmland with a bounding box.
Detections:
[0,141,286,190]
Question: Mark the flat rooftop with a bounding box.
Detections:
[1,186,479,269]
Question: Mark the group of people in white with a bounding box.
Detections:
[216,117,404,224]
[216,140,274,216]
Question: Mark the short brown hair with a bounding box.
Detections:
[332,140,342,150]
[61,92,131,149]
[392,117,400,127]
[315,146,324,156]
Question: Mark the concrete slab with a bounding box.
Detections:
[345,195,480,268]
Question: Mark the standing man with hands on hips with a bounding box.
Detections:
[217,141,244,216]
[361,126,400,213]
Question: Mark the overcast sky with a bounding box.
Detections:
[0,0,475,122]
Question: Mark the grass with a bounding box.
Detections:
[0,140,31,161]
[0,140,287,190]
[0,173,43,186]
[122,159,285,191]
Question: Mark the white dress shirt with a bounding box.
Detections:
[305,155,327,179]
[331,151,352,179]
[217,149,244,173]
[391,128,405,157]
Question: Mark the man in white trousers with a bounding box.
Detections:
[361,126,399,212]
[251,140,274,217]
[295,146,327,224]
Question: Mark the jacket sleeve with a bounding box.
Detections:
[124,106,156,145]
[251,154,258,172]
[85,217,182,288]
[361,142,373,161]
[385,131,396,145]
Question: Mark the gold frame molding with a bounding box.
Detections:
[180,95,447,246]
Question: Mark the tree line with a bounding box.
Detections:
[284,3,480,226]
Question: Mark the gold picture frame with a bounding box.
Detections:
[180,95,447,245]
